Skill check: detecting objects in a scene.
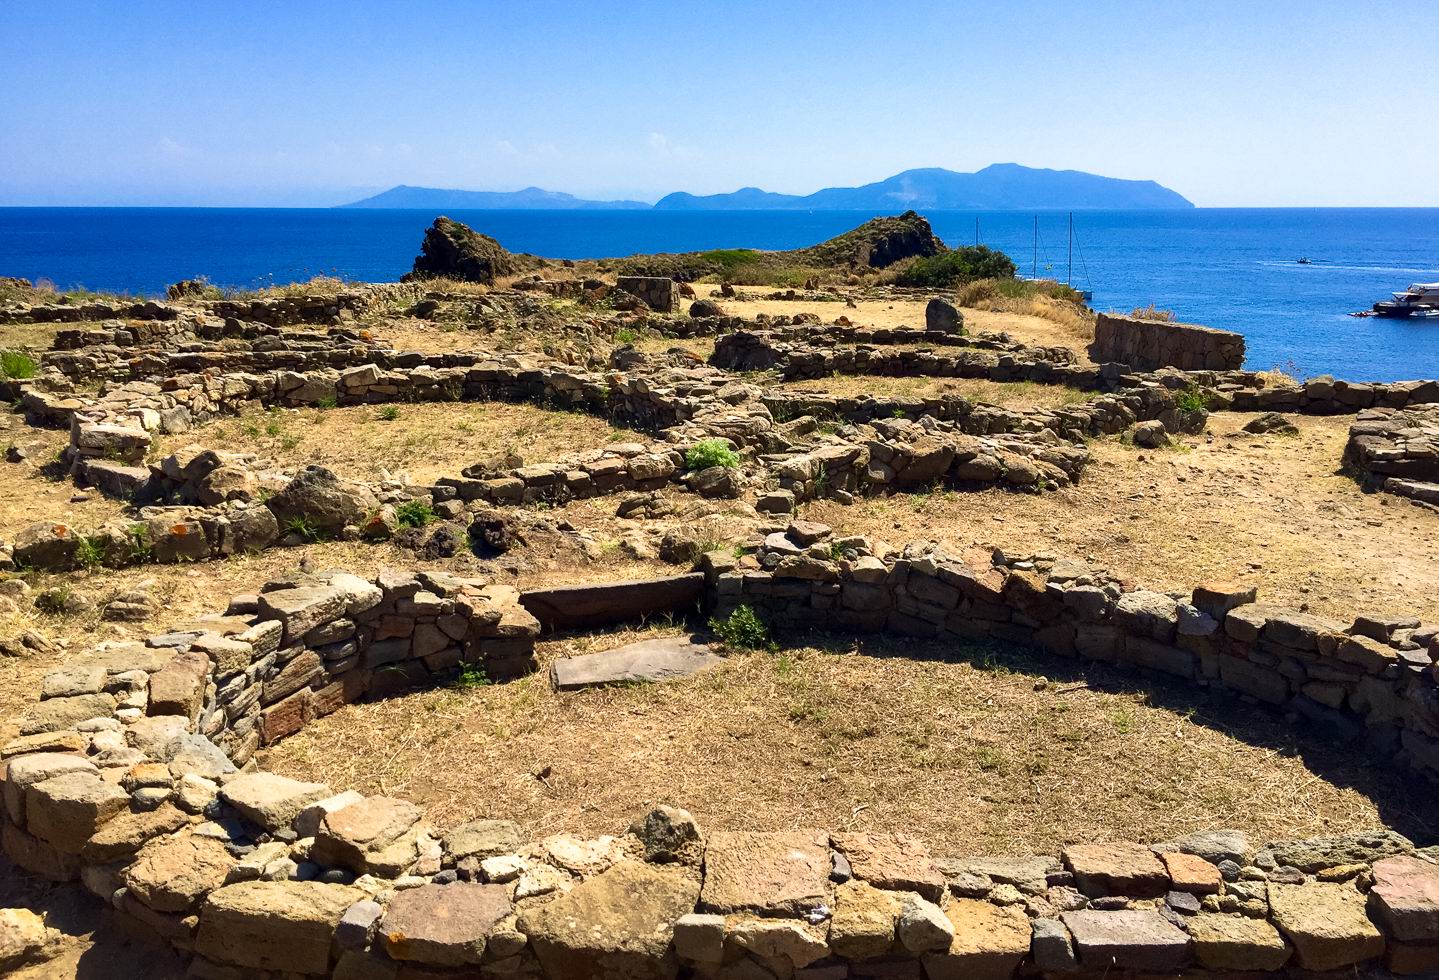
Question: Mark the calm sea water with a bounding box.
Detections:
[2,207,1437,381]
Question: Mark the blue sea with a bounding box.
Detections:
[2,207,1437,382]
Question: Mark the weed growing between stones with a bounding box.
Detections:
[684,439,740,471]
[709,604,772,651]
[394,499,437,528]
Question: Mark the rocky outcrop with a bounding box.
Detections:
[406,216,520,285]
[796,210,948,268]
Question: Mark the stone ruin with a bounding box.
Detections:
[1090,313,1246,372]
[7,252,1439,976]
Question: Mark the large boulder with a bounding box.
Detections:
[407,216,518,285]
[266,466,378,535]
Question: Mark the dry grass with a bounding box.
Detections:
[806,411,1439,624]
[262,628,1430,854]
[1127,304,1177,322]
[165,401,643,484]
[777,375,1093,411]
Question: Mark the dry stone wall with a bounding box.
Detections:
[1090,313,1246,372]
[1344,405,1439,508]
[5,535,1439,977]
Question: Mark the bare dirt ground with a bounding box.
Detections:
[264,624,1431,856]
[804,410,1439,624]
[168,401,642,484]
[713,291,1096,353]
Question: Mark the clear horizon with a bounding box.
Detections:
[2,0,1436,209]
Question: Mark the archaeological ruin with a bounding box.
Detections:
[2,213,1439,978]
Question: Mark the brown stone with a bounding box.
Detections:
[1269,881,1385,971]
[312,796,423,874]
[519,860,699,980]
[699,830,831,915]
[195,880,363,974]
[148,651,209,718]
[1063,842,1169,897]
[922,898,1030,980]
[832,831,945,902]
[25,770,129,852]
[379,882,511,965]
[828,880,902,960]
[123,831,236,913]
[1187,913,1291,971]
[1160,850,1221,894]
[82,801,189,862]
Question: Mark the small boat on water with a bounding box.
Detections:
[1373,283,1439,319]
[1297,257,1312,265]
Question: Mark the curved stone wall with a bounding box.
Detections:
[4,530,1439,977]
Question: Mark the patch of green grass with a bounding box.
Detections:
[975,747,1009,773]
[395,499,438,529]
[710,605,772,651]
[377,405,401,422]
[614,327,639,345]
[700,249,760,275]
[1,350,37,380]
[74,535,104,569]
[284,515,320,542]
[1108,706,1136,734]
[685,438,740,471]
[316,395,338,410]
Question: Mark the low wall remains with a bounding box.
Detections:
[4,533,1439,977]
[1090,313,1246,372]
[1344,405,1439,507]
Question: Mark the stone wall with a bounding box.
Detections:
[4,541,1439,976]
[1090,313,1246,372]
[1344,405,1439,507]
[615,276,679,313]
[709,531,1439,773]
[0,292,370,327]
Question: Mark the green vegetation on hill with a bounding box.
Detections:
[892,245,1017,288]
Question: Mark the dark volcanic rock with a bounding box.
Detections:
[407,216,518,285]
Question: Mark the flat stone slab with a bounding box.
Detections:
[699,830,831,915]
[1269,881,1385,971]
[1370,855,1439,942]
[1188,912,1292,971]
[551,636,722,691]
[379,882,511,965]
[521,574,705,630]
[1062,909,1191,971]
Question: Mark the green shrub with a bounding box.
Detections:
[315,395,338,410]
[685,439,740,471]
[1174,386,1207,414]
[377,405,400,421]
[395,499,438,529]
[614,327,639,345]
[893,246,1017,288]
[1,350,37,380]
[710,604,772,650]
[451,664,491,688]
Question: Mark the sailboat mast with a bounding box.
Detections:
[1032,216,1037,279]
[1067,212,1074,285]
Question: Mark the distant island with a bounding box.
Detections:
[340,163,1194,211]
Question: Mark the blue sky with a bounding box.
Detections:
[1,0,1434,207]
